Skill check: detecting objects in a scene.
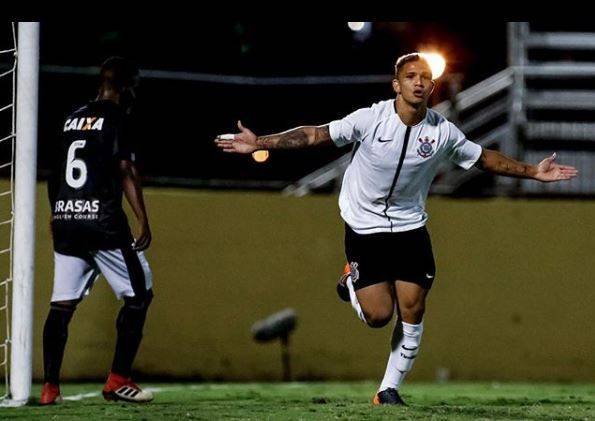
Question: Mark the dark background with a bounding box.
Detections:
[31,22,508,186]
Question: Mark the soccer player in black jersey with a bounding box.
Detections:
[41,57,154,404]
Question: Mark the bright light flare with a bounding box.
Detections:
[347,22,365,32]
[420,52,446,79]
[252,150,269,163]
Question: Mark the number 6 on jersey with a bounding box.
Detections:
[66,140,87,189]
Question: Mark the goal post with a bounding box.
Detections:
[9,21,39,405]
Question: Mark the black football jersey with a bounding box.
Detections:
[49,100,135,254]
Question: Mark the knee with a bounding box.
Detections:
[399,301,425,324]
[364,308,394,328]
[44,300,80,338]
[118,290,153,332]
[50,299,80,312]
[123,289,153,311]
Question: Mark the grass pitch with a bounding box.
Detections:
[2,382,594,420]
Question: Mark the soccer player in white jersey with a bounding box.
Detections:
[215,53,578,405]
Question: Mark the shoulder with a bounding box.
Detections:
[426,108,450,127]
[347,99,393,116]
[66,104,89,119]
[370,99,395,117]
[427,109,464,140]
[343,99,393,125]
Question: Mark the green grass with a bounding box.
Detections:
[2,382,594,420]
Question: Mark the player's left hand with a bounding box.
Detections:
[133,223,152,251]
[534,153,579,182]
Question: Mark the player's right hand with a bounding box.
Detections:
[215,120,259,154]
[133,223,152,251]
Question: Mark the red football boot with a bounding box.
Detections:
[40,382,62,405]
[102,372,153,403]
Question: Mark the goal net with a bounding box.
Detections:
[0,22,17,403]
[0,22,39,407]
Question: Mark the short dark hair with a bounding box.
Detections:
[394,53,431,78]
[99,56,139,91]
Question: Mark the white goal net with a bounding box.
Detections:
[0,22,17,403]
[0,21,39,407]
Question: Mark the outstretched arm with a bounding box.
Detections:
[120,160,151,251]
[215,121,332,154]
[475,149,578,182]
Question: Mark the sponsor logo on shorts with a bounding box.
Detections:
[349,261,360,284]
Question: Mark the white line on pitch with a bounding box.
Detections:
[63,391,101,401]
[63,386,178,401]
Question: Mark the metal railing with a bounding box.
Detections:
[286,24,595,197]
[510,22,595,195]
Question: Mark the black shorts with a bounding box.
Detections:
[344,223,436,290]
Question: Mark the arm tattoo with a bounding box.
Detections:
[500,161,531,177]
[257,129,309,149]
[277,130,310,149]
[256,125,330,150]
[477,149,535,179]
[314,125,330,144]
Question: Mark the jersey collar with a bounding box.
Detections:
[393,99,427,128]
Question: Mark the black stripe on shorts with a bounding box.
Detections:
[121,247,147,299]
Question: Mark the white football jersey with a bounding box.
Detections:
[329,99,482,234]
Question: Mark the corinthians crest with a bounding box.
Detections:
[349,261,360,284]
[417,136,437,158]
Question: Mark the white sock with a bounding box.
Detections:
[346,276,367,323]
[379,320,424,391]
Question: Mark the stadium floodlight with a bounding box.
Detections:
[347,22,365,32]
[348,22,372,42]
[251,308,297,381]
[419,52,446,79]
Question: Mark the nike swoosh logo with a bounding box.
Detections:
[425,273,434,279]
[378,138,393,143]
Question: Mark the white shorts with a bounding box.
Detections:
[51,248,153,302]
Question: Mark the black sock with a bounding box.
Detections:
[111,294,151,377]
[43,305,76,385]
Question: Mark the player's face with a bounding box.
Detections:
[393,60,435,106]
